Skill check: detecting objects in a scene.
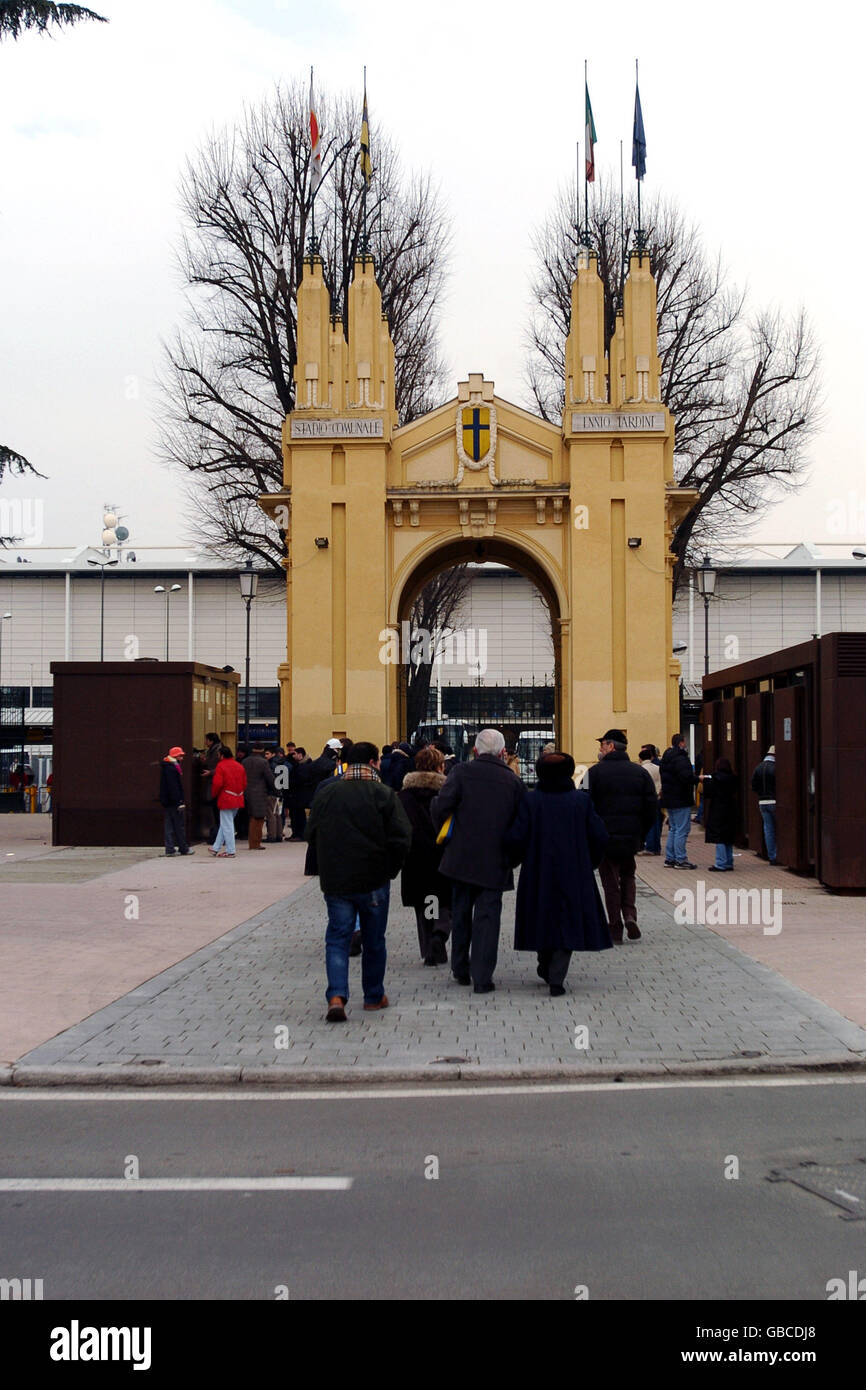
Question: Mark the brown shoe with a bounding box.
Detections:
[363,995,389,1012]
[609,926,624,944]
[625,920,642,940]
[326,997,347,1022]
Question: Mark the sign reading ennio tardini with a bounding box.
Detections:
[571,411,665,433]
[291,417,384,439]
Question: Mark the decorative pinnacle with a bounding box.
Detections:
[357,227,375,268]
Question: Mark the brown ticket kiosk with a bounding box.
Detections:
[702,634,866,890]
[51,661,240,846]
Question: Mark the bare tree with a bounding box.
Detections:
[527,179,821,588]
[404,567,472,737]
[160,81,450,571]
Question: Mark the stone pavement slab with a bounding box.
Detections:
[0,818,309,1063]
[13,876,866,1083]
[636,830,866,1029]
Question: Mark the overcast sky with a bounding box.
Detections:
[0,0,860,556]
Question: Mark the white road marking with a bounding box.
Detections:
[3,1075,866,1102]
[0,1177,351,1192]
[833,1188,860,1203]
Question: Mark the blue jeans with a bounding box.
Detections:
[760,806,777,863]
[665,806,692,863]
[714,843,734,869]
[213,808,237,854]
[644,811,663,854]
[324,884,390,1004]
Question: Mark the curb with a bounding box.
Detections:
[7,1054,866,1088]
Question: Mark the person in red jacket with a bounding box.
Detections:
[209,746,247,858]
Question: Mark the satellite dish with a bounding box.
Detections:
[115,525,129,543]
[103,511,118,528]
[102,528,117,546]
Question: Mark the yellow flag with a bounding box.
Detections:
[359,86,372,187]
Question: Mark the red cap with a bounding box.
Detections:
[169,746,185,758]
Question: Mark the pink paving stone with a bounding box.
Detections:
[0,817,309,1063]
[636,829,866,1028]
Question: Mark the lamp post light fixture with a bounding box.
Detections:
[238,561,259,747]
[87,554,119,660]
[153,583,183,661]
[0,612,11,695]
[695,554,717,677]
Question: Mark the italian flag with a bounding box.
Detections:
[585,82,597,183]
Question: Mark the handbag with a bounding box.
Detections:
[436,814,454,846]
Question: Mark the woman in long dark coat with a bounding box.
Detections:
[505,752,612,996]
[398,746,452,965]
[702,756,739,871]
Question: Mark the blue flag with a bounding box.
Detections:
[632,83,646,181]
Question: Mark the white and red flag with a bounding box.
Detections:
[309,70,322,193]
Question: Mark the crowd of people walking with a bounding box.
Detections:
[158,726,782,1020]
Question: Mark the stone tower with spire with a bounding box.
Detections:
[562,245,693,742]
[261,249,397,745]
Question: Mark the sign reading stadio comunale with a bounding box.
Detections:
[291,417,385,439]
[570,411,665,433]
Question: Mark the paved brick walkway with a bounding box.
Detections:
[15,873,866,1082]
[636,827,866,1029]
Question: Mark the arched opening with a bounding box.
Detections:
[391,535,565,774]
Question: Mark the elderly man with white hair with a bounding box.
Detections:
[430,727,526,993]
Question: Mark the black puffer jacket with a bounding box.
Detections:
[587,751,658,858]
[158,758,185,809]
[751,756,776,802]
[308,749,339,794]
[660,745,697,809]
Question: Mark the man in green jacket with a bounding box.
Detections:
[305,741,412,1022]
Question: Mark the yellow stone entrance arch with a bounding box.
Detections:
[390,530,567,747]
[260,250,697,766]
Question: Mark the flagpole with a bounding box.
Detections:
[310,66,317,254]
[619,138,625,304]
[361,64,369,258]
[575,141,579,234]
[635,58,644,261]
[333,191,339,318]
[584,60,589,242]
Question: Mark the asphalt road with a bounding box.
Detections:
[1,1078,865,1301]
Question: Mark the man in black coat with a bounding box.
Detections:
[660,733,698,868]
[284,747,311,841]
[308,740,343,794]
[430,728,526,993]
[751,746,777,865]
[587,729,657,942]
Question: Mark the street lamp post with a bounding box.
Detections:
[238,561,258,747]
[153,584,183,661]
[0,611,11,696]
[695,554,717,677]
[87,554,119,660]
